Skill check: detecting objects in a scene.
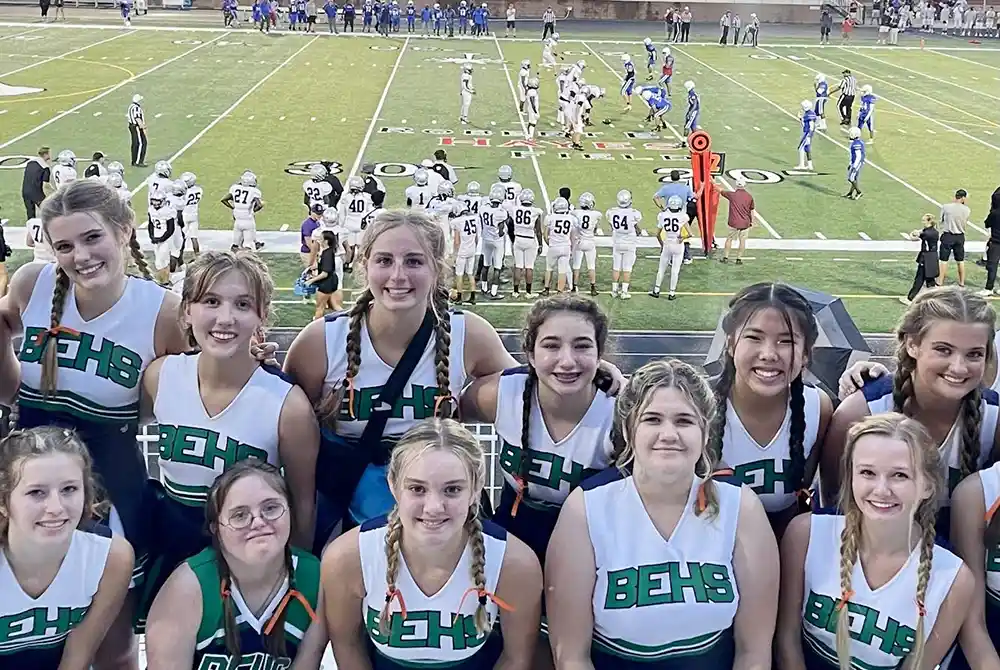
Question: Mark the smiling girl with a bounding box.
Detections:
[136,251,318,624]
[823,287,1000,538]
[0,426,134,670]
[322,418,542,669]
[145,461,326,670]
[711,283,832,538]
[460,294,615,562]
[546,359,778,670]
[777,413,973,669]
[0,179,190,669]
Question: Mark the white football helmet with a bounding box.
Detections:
[438,181,455,197]
[240,170,257,187]
[663,47,671,57]
[552,32,559,40]
[310,163,328,179]
[616,189,633,208]
[107,161,125,176]
[621,54,631,63]
[521,58,531,68]
[498,164,513,182]
[462,63,473,74]
[801,100,812,111]
[155,160,172,178]
[849,127,861,139]
[643,37,652,45]
[451,199,470,217]
[57,150,76,167]
[322,207,339,226]
[527,77,539,89]
[684,80,696,92]
[467,181,481,196]
[414,169,429,186]
[347,176,364,192]
[519,188,535,205]
[666,195,684,212]
[489,185,505,204]
[108,173,123,188]
[575,59,586,70]
[815,73,827,83]
[149,189,166,207]
[181,171,197,188]
[578,192,595,210]
[552,197,570,214]
[861,84,873,95]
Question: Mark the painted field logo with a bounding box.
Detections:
[284,160,344,177]
[0,82,44,97]
[0,155,38,169]
[430,53,503,65]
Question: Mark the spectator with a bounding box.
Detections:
[507,2,516,36]
[680,6,692,41]
[305,230,341,318]
[939,188,971,286]
[719,178,754,264]
[21,147,50,220]
[300,204,324,267]
[903,214,939,304]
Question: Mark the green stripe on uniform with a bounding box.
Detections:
[162,475,210,506]
[18,384,139,423]
[802,627,899,670]
[592,628,724,661]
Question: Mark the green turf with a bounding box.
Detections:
[3,23,1000,332]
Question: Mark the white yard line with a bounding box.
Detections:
[671,45,949,219]
[493,34,551,211]
[0,30,134,78]
[0,33,228,151]
[928,49,1000,73]
[840,46,1000,104]
[583,41,783,240]
[347,36,409,180]
[758,46,1000,170]
[131,36,319,198]
[0,27,47,41]
[784,47,1000,131]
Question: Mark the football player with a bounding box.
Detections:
[641,88,672,133]
[569,83,592,150]
[52,150,78,190]
[303,163,334,212]
[643,37,657,80]
[542,197,575,295]
[477,185,510,299]
[24,217,54,263]
[148,188,179,285]
[621,54,636,112]
[606,189,642,299]
[651,194,689,299]
[221,170,265,252]
[795,99,817,171]
[405,168,435,208]
[541,31,559,68]
[846,126,866,200]
[426,180,459,254]
[525,77,540,140]
[180,171,203,254]
[518,58,531,112]
[169,179,188,264]
[571,192,601,296]
[459,63,475,125]
[337,175,374,268]
[683,80,700,139]
[814,73,830,130]
[511,188,544,297]
[107,172,131,206]
[450,199,479,304]
[149,160,173,207]
[660,46,675,96]
[555,65,572,126]
[857,83,876,143]
[458,181,485,217]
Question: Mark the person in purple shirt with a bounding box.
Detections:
[343,1,355,30]
[300,204,324,266]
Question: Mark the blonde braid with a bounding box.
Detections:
[465,514,490,635]
[40,268,71,396]
[835,507,862,670]
[315,290,372,430]
[909,501,937,668]
[430,289,454,418]
[892,348,916,417]
[959,389,983,480]
[379,508,404,636]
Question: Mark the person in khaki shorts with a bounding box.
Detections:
[720,177,754,264]
[939,188,971,286]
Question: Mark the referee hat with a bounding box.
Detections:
[132,94,143,103]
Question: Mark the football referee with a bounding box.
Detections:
[127,93,148,167]
[833,69,857,126]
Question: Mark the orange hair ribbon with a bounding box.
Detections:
[985,497,1000,524]
[836,589,855,612]
[796,488,815,509]
[385,587,408,620]
[433,394,458,418]
[916,600,926,618]
[33,325,81,346]
[511,475,526,518]
[344,377,357,419]
[696,468,734,514]
[264,589,317,635]
[457,587,515,614]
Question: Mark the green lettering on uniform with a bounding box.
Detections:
[803,591,914,657]
[196,652,292,670]
[364,607,487,651]
[341,384,439,422]
[733,458,790,495]
[19,326,141,390]
[604,562,735,610]
[498,441,601,492]
[0,606,89,645]
[157,425,268,470]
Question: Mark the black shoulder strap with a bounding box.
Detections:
[359,309,436,447]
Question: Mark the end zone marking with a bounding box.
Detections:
[347,36,410,180]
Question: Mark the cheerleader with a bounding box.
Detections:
[546,359,778,669]
[461,294,614,562]
[0,427,134,669]
[136,251,319,622]
[321,419,542,669]
[145,461,327,669]
[824,286,1000,538]
[778,413,972,669]
[710,283,832,537]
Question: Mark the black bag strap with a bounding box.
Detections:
[359,309,437,449]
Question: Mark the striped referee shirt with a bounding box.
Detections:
[127,102,144,126]
[838,74,857,97]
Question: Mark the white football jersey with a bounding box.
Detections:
[182,185,203,218]
[545,213,575,247]
[605,207,642,245]
[544,37,556,52]
[656,209,690,246]
[451,214,479,257]
[491,180,523,213]
[426,195,457,223]
[147,203,176,243]
[27,218,55,263]
[478,204,509,242]
[338,191,374,233]
[149,176,172,205]
[228,183,262,219]
[518,66,530,87]
[458,194,484,216]
[512,205,542,238]
[571,208,602,243]
[405,184,435,208]
[303,178,333,209]
[460,71,474,94]
[52,165,77,190]
[114,185,131,206]
[526,89,540,117]
[557,71,569,96]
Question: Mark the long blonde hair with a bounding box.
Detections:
[380,418,490,636]
[834,413,942,670]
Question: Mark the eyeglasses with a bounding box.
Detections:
[220,501,287,530]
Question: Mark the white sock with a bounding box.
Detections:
[623,282,630,293]
[612,282,619,292]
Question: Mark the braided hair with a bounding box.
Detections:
[834,413,944,670]
[709,283,818,500]
[891,286,996,483]
[516,295,609,509]
[315,209,455,431]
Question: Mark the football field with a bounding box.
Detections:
[2,18,1000,332]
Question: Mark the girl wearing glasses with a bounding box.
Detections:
[0,426,134,669]
[137,251,319,626]
[322,418,543,669]
[145,460,327,670]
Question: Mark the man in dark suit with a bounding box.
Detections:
[21,147,51,220]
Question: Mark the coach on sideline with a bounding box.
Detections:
[939,188,971,287]
[21,147,50,220]
[127,93,148,167]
